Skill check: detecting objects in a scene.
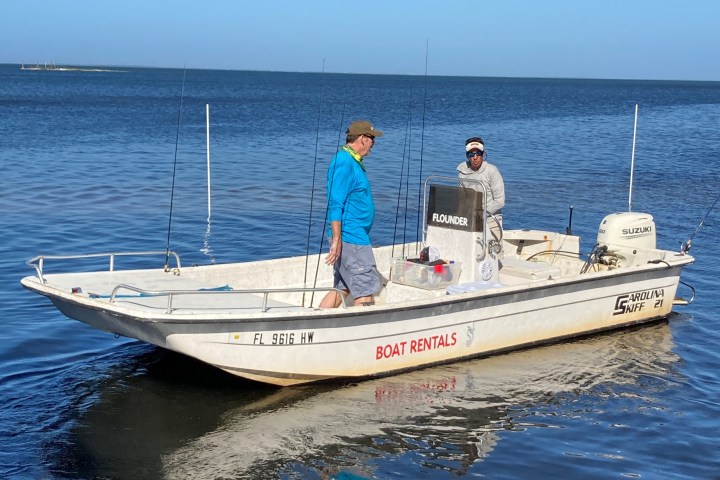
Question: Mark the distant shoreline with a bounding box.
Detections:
[20,64,124,73]
[4,63,717,83]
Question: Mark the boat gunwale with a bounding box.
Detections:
[19,254,692,325]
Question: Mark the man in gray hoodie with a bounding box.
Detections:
[457,136,505,246]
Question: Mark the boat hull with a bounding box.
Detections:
[36,263,684,386]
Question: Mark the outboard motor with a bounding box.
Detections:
[596,212,656,267]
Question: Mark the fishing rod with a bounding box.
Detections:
[402,90,414,255]
[302,59,326,307]
[680,192,719,254]
[310,93,348,306]
[415,38,429,253]
[391,89,413,261]
[164,67,187,272]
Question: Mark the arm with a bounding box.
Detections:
[327,156,353,222]
[326,220,342,265]
[457,162,469,189]
[326,156,352,265]
[485,168,505,215]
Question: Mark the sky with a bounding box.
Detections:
[2,0,719,81]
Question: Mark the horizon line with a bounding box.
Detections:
[5,62,719,84]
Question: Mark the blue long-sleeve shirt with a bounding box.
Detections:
[327,149,375,245]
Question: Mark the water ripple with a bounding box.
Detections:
[1,67,719,479]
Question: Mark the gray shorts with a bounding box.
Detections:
[334,242,381,299]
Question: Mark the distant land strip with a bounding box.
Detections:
[20,64,125,73]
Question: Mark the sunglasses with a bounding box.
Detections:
[363,135,375,145]
[466,151,483,158]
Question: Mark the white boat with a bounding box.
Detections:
[20,180,695,386]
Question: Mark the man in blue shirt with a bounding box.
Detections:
[319,120,383,308]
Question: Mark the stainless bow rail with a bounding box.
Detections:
[26,251,182,284]
[109,284,350,313]
[26,251,350,312]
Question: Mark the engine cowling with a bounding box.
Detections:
[596,212,656,267]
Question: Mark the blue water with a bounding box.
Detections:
[1,64,719,479]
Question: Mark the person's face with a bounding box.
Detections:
[359,134,375,156]
[466,149,483,170]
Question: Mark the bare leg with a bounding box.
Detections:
[319,290,348,309]
[353,295,374,306]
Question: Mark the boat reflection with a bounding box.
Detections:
[55,320,681,479]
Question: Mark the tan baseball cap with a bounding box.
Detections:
[347,120,383,137]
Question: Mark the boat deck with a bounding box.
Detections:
[37,269,309,315]
[26,252,589,317]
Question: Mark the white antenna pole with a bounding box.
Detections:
[206,103,211,221]
[629,103,638,212]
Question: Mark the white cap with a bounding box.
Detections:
[465,141,485,152]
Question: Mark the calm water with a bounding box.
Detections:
[1,64,719,479]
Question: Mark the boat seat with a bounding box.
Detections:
[499,257,561,281]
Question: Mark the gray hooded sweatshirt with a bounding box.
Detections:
[456,161,505,215]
